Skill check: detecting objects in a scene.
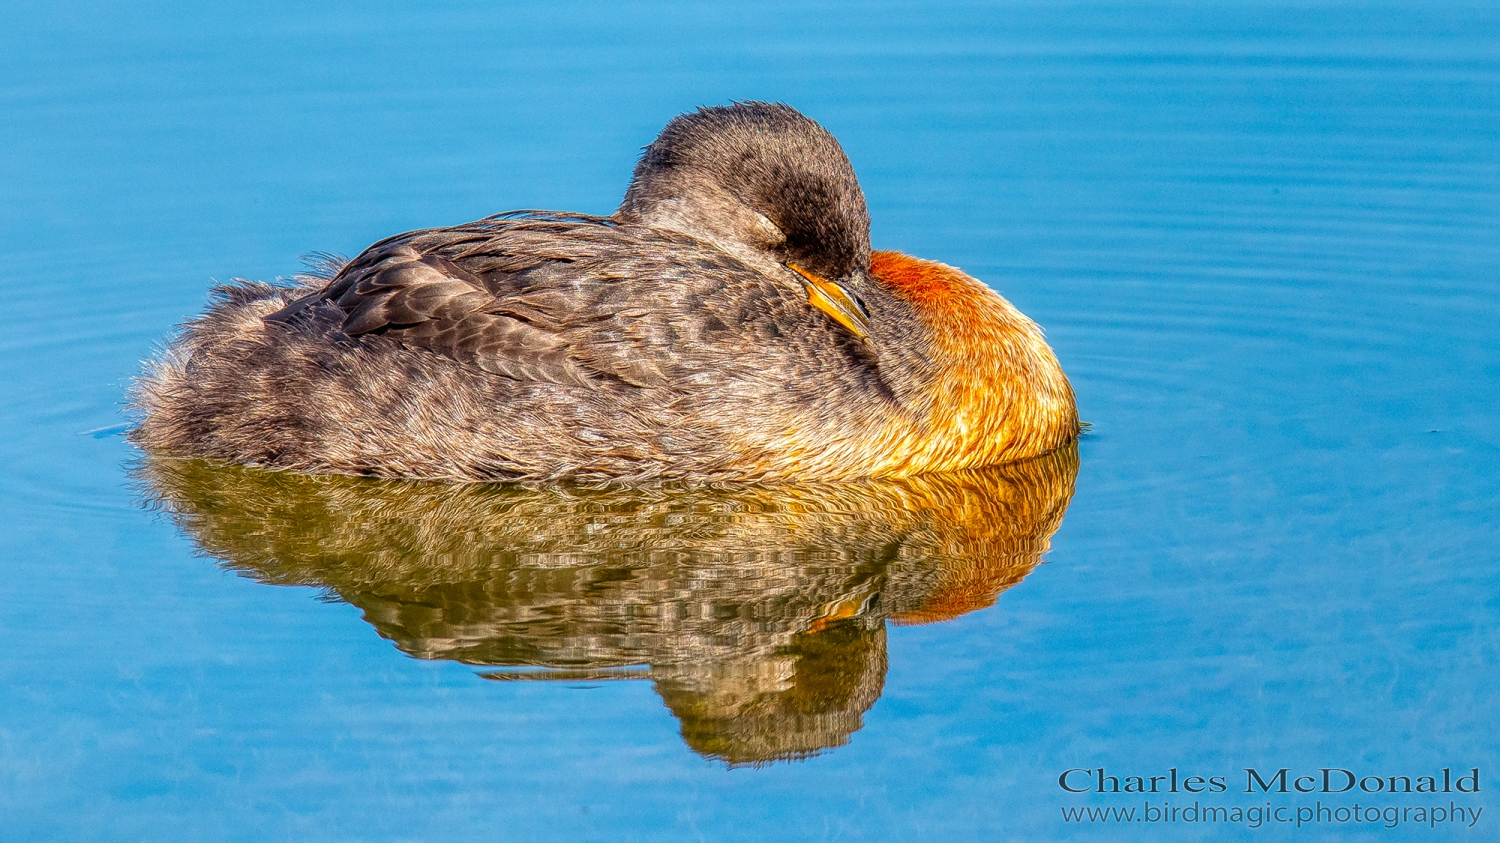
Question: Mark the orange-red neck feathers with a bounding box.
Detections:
[868,250,1078,473]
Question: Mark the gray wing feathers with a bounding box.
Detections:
[276,217,695,389]
[333,254,602,387]
[261,213,874,397]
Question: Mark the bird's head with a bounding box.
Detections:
[617,102,872,285]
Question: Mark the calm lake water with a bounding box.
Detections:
[3,1,1497,840]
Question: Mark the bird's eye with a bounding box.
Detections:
[750,212,785,246]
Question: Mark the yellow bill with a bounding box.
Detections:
[788,263,872,343]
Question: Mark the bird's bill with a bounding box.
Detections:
[788,263,872,342]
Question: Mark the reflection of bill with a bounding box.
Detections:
[140,443,1077,765]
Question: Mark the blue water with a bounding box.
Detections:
[3,1,1498,840]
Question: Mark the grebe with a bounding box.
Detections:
[132,103,1077,483]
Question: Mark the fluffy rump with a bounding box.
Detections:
[127,278,720,483]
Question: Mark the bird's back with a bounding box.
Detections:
[132,213,915,482]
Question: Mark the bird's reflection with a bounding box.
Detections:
[139,444,1078,765]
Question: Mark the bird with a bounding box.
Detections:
[131,102,1078,484]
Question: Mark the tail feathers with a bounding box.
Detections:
[299,251,349,283]
[129,280,306,460]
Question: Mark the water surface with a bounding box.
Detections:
[2,1,1497,840]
